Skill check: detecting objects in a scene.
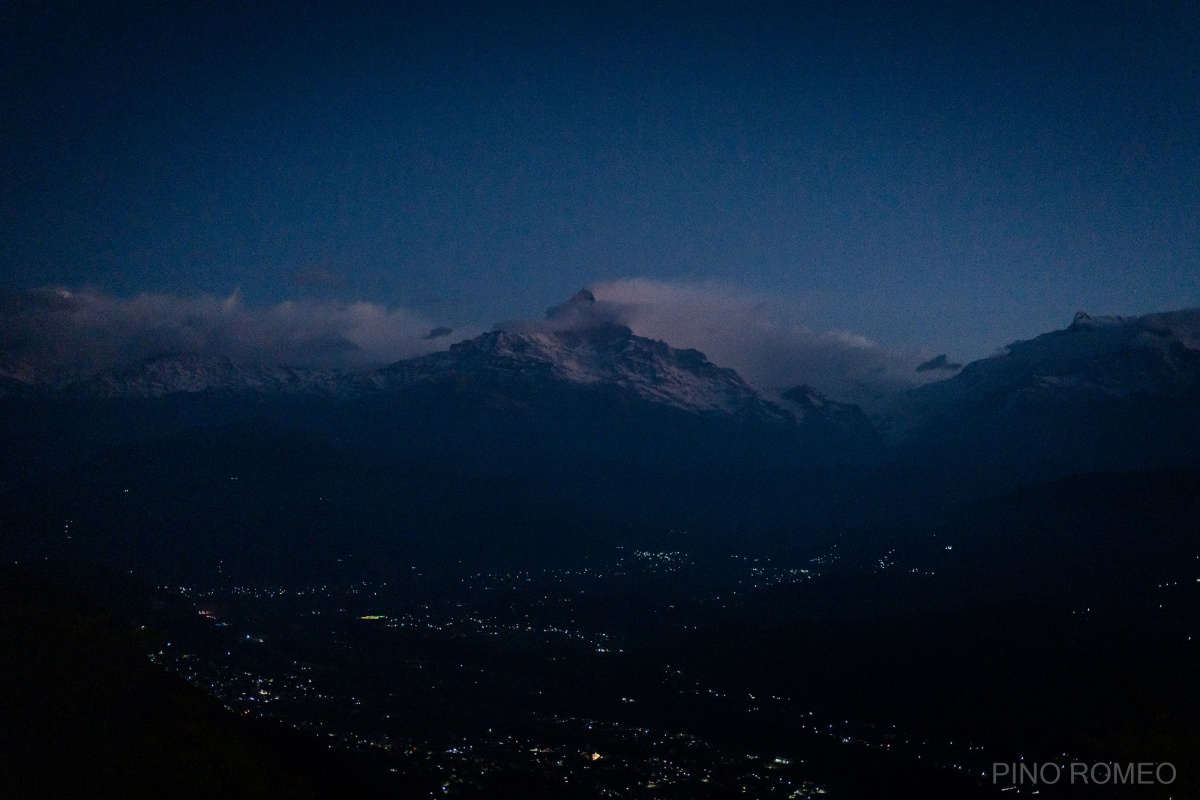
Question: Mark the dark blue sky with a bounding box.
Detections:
[2,0,1198,357]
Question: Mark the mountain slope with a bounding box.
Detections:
[0,563,377,800]
[78,353,347,399]
[877,309,1200,495]
[902,310,1200,420]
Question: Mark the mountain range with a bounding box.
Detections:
[1,293,1197,578]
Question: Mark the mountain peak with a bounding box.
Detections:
[546,289,597,319]
[496,289,625,338]
[1068,311,1129,331]
[915,354,963,373]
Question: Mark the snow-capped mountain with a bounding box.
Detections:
[893,308,1200,432]
[51,290,834,423]
[366,323,775,416]
[875,308,1200,491]
[77,353,346,399]
[68,331,772,416]
[363,288,794,417]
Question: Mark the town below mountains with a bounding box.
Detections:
[2,295,1198,798]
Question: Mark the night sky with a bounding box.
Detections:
[2,0,1198,363]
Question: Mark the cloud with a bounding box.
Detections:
[495,289,627,335]
[0,289,460,382]
[574,279,947,403]
[0,281,969,403]
[1139,309,1200,350]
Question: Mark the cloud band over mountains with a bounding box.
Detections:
[0,289,455,382]
[2,281,955,401]
[541,279,943,401]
